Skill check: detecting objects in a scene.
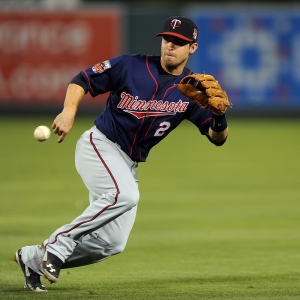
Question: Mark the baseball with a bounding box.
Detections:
[33,125,51,142]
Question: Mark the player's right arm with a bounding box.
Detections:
[52,83,85,143]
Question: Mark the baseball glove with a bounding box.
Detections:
[177,73,232,115]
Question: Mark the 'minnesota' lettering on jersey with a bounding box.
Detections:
[117,92,189,119]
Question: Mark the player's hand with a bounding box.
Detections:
[177,73,232,115]
[52,111,75,143]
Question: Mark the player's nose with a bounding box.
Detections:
[166,42,175,49]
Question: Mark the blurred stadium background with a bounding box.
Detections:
[1,2,299,298]
[0,0,300,117]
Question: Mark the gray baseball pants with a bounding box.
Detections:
[21,126,139,274]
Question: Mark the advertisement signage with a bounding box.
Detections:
[188,9,300,110]
[0,9,122,108]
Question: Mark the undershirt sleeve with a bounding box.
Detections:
[69,72,88,94]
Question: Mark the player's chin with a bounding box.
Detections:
[165,55,176,63]
[164,59,178,68]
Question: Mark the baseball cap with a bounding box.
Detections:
[156,16,198,43]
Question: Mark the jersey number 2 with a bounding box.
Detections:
[154,121,171,137]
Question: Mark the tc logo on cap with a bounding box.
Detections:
[170,19,181,29]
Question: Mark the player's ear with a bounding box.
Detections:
[189,43,198,54]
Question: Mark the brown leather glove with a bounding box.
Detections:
[177,74,232,115]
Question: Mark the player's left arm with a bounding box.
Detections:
[209,127,228,143]
[208,113,228,143]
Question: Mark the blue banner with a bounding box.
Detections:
[187,9,300,110]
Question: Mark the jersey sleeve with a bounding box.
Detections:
[187,104,212,134]
[69,72,88,94]
[187,104,227,146]
[80,55,125,97]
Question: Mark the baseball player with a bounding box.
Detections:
[14,16,229,292]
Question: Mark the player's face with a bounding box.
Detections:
[160,35,198,75]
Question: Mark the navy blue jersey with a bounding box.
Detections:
[81,54,214,162]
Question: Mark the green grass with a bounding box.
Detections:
[0,116,300,299]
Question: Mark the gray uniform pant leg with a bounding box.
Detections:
[21,203,137,272]
[62,205,137,269]
[44,127,139,264]
[22,127,139,272]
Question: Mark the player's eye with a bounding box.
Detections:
[163,36,171,43]
[174,39,189,46]
[163,36,189,47]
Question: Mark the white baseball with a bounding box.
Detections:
[33,125,51,142]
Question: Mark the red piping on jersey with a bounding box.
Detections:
[200,117,212,127]
[82,70,96,96]
[44,132,119,249]
[129,55,159,159]
[162,85,177,100]
[129,119,145,158]
[146,55,159,100]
